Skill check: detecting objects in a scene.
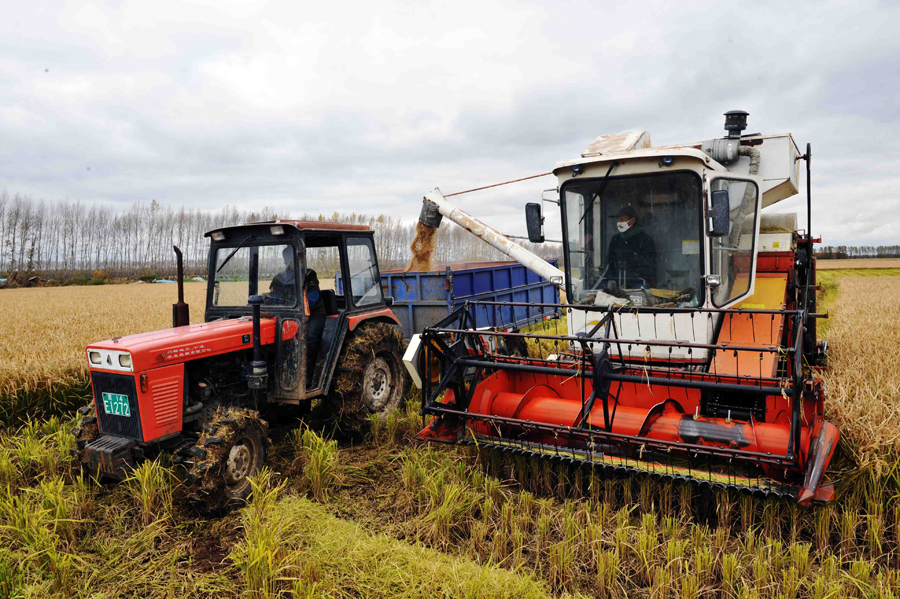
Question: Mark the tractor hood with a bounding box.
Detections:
[86,317,297,373]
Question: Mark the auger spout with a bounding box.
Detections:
[418,188,565,289]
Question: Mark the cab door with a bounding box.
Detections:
[273,238,306,401]
[705,173,763,309]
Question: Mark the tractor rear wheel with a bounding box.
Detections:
[182,407,268,512]
[329,322,407,428]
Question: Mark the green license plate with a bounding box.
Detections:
[101,392,131,417]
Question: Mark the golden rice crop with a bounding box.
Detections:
[817,258,900,270]
[820,275,900,467]
[0,282,206,387]
[0,282,206,423]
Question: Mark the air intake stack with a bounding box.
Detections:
[724,109,749,139]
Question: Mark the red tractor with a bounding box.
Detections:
[73,220,407,509]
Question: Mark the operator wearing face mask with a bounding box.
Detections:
[606,205,657,287]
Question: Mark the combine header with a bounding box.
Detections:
[406,111,838,504]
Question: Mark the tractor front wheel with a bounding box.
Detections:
[71,404,100,471]
[329,322,407,428]
[182,407,268,512]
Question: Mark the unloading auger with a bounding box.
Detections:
[404,111,839,505]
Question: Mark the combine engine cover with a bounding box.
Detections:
[413,113,838,505]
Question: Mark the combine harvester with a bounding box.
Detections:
[406,111,838,505]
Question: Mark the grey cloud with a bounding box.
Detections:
[0,0,898,247]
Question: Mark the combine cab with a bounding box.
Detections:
[408,112,838,505]
[74,221,407,509]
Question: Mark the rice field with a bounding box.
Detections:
[0,269,899,597]
[0,282,207,425]
[817,258,900,270]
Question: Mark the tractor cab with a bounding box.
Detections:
[204,220,393,400]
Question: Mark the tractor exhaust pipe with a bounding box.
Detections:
[246,253,267,410]
[172,245,190,327]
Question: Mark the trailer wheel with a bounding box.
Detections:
[71,404,100,471]
[183,407,268,512]
[329,322,407,427]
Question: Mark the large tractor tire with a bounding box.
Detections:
[182,407,268,512]
[329,321,407,428]
[71,404,100,470]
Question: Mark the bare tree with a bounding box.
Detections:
[0,193,561,283]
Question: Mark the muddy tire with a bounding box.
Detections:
[329,322,407,428]
[71,404,100,470]
[182,407,268,512]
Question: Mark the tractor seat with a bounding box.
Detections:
[320,290,338,316]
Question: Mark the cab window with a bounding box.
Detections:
[346,237,383,307]
[212,243,297,307]
[563,171,703,307]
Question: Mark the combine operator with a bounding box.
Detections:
[606,205,657,287]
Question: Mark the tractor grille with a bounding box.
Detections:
[150,378,181,430]
[91,371,143,441]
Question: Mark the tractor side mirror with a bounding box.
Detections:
[525,202,544,243]
[707,189,730,237]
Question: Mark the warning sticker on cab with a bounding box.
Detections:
[682,240,699,255]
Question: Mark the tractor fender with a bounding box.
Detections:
[347,308,401,332]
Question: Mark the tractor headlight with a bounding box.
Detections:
[88,351,101,365]
[118,354,132,369]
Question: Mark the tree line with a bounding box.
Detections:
[815,245,900,260]
[0,190,560,283]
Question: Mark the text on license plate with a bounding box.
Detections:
[102,392,131,417]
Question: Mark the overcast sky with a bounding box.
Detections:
[2,0,898,246]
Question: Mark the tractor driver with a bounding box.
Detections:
[605,205,657,288]
[269,246,298,306]
[304,269,327,384]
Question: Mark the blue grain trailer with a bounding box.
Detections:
[339,260,560,347]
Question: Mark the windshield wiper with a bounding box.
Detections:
[579,162,616,224]
[216,235,257,274]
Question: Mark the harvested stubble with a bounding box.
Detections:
[232,466,570,599]
[0,282,206,424]
[386,445,900,598]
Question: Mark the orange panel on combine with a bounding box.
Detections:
[711,274,787,378]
